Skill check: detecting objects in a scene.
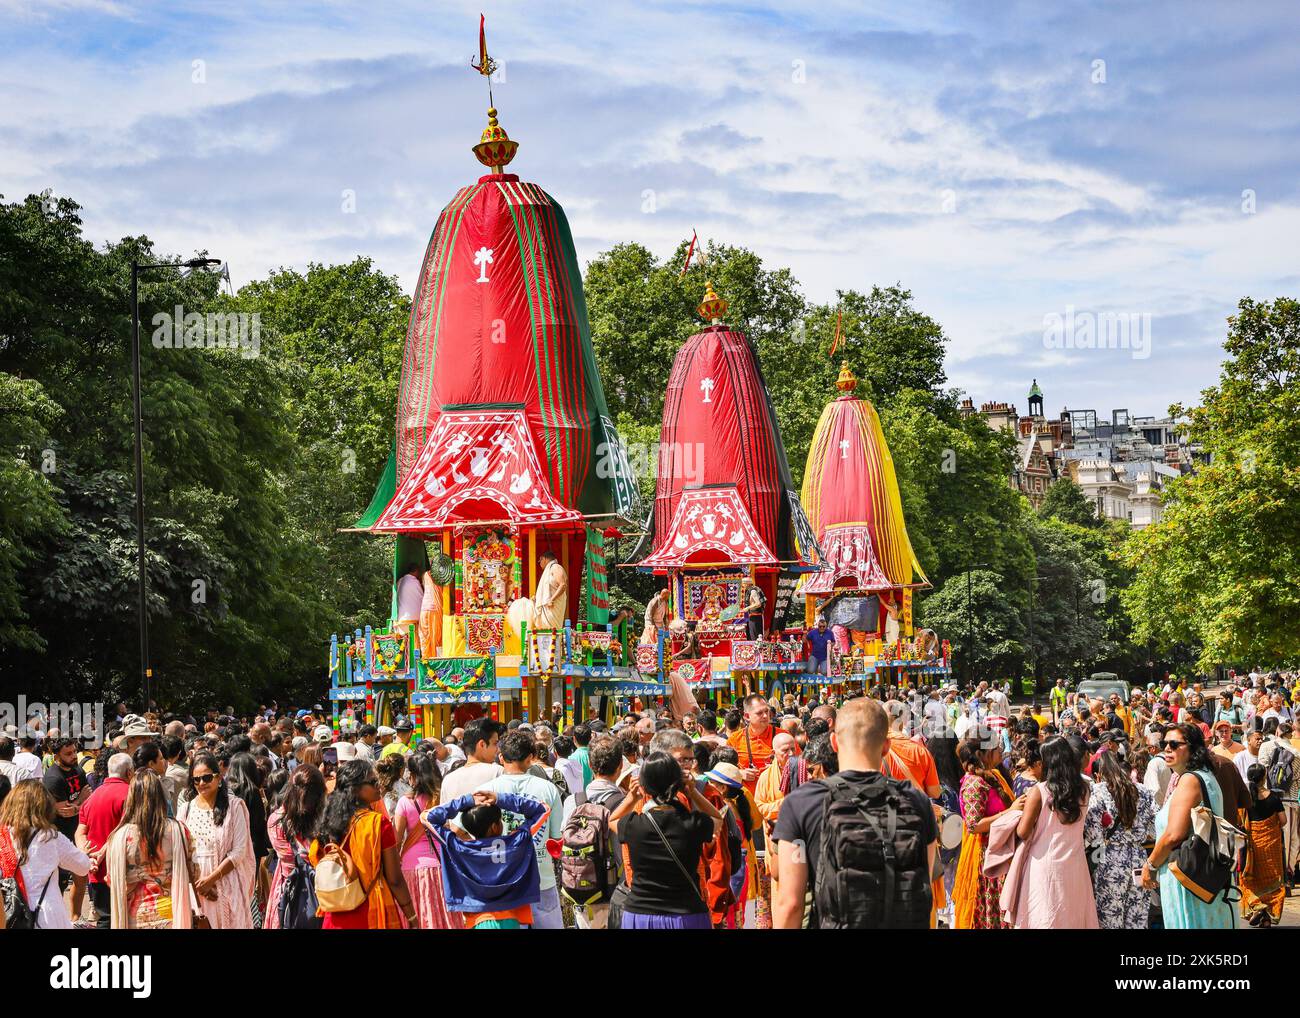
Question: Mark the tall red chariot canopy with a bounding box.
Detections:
[635,284,821,571]
[800,363,927,594]
[359,109,638,534]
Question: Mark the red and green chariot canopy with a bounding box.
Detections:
[366,173,639,533]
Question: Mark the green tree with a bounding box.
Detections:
[224,260,410,644]
[917,569,1026,684]
[1120,297,1300,670]
[1023,513,1110,685]
[0,373,68,651]
[1038,477,1100,528]
[0,194,310,708]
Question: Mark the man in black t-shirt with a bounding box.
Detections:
[773,697,937,929]
[42,737,88,912]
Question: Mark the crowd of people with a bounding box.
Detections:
[0,667,1295,930]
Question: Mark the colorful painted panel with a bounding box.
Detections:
[374,408,581,531]
[460,525,520,615]
[669,659,709,684]
[370,630,410,677]
[415,655,496,701]
[634,644,659,672]
[681,573,742,626]
[639,485,778,568]
[464,615,506,654]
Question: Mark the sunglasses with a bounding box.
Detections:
[192,773,217,785]
[1160,740,1187,750]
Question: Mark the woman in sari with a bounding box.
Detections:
[953,737,1022,929]
[107,770,196,929]
[1240,763,1286,927]
[177,751,257,928]
[310,759,418,929]
[392,752,461,929]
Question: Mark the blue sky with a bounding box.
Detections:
[3,0,1297,419]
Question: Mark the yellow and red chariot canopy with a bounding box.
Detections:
[800,364,926,594]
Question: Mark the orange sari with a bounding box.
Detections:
[311,809,401,930]
[953,769,1014,930]
[1241,802,1286,924]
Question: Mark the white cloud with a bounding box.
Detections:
[2,0,1296,416]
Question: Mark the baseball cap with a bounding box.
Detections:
[313,725,332,743]
[377,725,396,738]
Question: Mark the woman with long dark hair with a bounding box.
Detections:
[310,759,418,929]
[1011,736,1043,796]
[1084,748,1155,928]
[391,751,461,929]
[1240,762,1286,927]
[178,751,256,928]
[1141,722,1234,929]
[226,751,271,926]
[926,732,963,928]
[952,737,1020,929]
[106,770,195,929]
[1004,735,1096,928]
[613,751,723,929]
[263,768,291,812]
[265,764,326,929]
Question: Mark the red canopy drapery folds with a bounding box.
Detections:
[636,322,819,570]
[385,173,638,530]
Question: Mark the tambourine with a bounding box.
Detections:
[939,810,965,850]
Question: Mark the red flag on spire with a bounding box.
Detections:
[679,230,698,277]
[473,14,495,76]
[828,306,843,356]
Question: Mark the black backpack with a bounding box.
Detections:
[1267,742,1295,793]
[814,772,932,929]
[278,835,322,930]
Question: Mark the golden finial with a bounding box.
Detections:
[835,361,857,393]
[697,280,728,324]
[473,107,518,172]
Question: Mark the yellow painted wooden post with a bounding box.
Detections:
[528,529,539,725]
[441,532,452,616]
[528,529,537,596]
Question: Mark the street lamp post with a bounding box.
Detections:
[964,563,993,687]
[130,256,223,711]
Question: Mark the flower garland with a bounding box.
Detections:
[429,658,492,699]
[371,635,406,676]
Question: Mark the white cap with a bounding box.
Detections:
[313,725,333,743]
[335,741,358,762]
[377,725,397,737]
